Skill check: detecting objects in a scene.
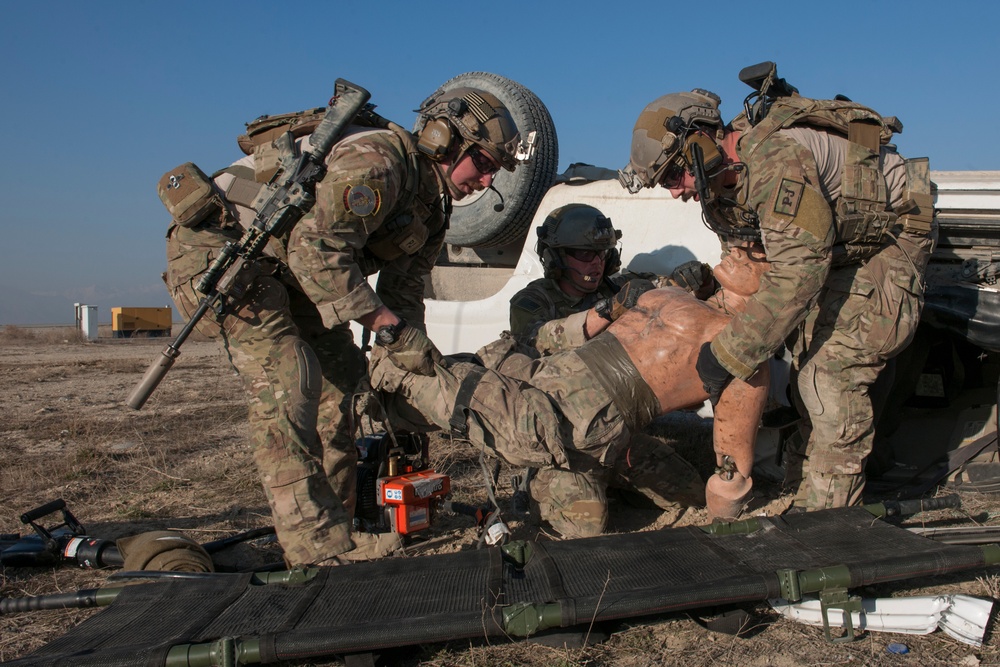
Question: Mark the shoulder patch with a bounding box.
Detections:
[343,184,381,217]
[510,293,546,314]
[774,178,804,217]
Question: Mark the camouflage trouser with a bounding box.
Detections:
[166,224,366,565]
[531,433,704,538]
[372,344,702,537]
[787,232,929,510]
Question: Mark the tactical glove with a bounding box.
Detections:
[381,324,443,376]
[696,342,732,406]
[595,278,656,322]
[668,261,716,299]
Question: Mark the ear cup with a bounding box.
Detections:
[540,246,563,279]
[416,118,454,158]
[603,248,621,277]
[683,132,724,172]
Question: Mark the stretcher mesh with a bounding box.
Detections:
[3,507,991,666]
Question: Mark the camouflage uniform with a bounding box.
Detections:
[509,280,704,537]
[165,128,447,565]
[371,332,700,537]
[706,126,937,509]
[509,277,617,354]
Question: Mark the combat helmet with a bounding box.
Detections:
[619,89,725,193]
[414,87,520,172]
[536,204,622,280]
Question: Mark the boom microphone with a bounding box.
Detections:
[488,185,505,212]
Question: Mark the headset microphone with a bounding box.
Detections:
[488,185,505,212]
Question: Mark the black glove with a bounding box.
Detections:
[381,324,443,376]
[669,261,715,299]
[595,279,656,322]
[696,342,732,406]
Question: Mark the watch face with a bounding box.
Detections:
[376,321,405,346]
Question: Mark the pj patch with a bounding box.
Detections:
[774,178,804,217]
[344,184,381,217]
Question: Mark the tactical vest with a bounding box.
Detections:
[732,96,931,265]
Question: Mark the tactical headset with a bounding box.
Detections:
[415,99,465,159]
[413,88,519,171]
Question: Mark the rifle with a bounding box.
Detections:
[127,79,372,410]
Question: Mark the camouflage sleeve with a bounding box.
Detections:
[509,284,589,355]
[712,141,835,380]
[533,311,591,355]
[375,218,446,331]
[286,133,407,328]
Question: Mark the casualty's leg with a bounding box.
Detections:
[370,354,568,470]
[530,467,609,538]
[609,432,704,509]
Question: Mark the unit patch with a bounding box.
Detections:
[343,184,381,217]
[774,178,804,217]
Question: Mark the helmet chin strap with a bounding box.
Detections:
[441,159,467,199]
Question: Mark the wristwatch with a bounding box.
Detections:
[594,298,614,322]
[375,319,408,346]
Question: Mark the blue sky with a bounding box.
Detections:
[2,0,998,324]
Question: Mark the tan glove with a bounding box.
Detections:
[595,278,656,322]
[667,261,716,299]
[380,323,443,376]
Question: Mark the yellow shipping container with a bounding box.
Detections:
[111,307,172,338]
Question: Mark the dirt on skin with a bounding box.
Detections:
[2,325,1000,666]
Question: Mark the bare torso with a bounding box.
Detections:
[607,286,769,481]
[610,287,732,411]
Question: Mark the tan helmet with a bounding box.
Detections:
[619,89,724,192]
[536,204,622,279]
[414,86,520,171]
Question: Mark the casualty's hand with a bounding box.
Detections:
[381,324,443,376]
[668,261,715,299]
[696,342,733,406]
[595,279,656,322]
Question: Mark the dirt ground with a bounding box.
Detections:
[2,325,1000,666]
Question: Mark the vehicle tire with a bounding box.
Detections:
[420,72,559,248]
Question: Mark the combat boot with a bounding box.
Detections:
[338,531,404,562]
[308,531,404,566]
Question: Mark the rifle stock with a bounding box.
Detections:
[127,79,371,410]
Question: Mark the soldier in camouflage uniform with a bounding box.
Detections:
[621,79,937,511]
[163,86,521,565]
[372,245,774,524]
[507,203,704,538]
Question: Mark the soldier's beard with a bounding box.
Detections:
[429,161,468,201]
[442,164,469,200]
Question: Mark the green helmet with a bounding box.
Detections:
[414,87,520,171]
[619,89,723,193]
[536,204,622,279]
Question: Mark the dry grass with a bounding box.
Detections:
[2,339,1000,666]
[0,325,86,345]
